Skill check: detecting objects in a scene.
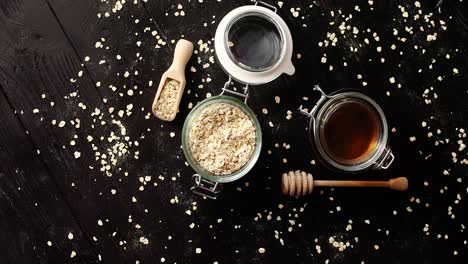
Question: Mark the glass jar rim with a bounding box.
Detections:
[214,4,295,85]
[182,95,263,183]
[224,11,285,72]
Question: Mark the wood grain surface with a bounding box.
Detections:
[0,0,467,263]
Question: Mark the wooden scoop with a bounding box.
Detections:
[152,39,194,121]
[282,170,408,197]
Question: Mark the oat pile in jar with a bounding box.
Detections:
[188,102,257,176]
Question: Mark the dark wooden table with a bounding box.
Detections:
[1,0,467,263]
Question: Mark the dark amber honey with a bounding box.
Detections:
[323,100,380,163]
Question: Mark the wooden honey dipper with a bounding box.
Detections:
[282,170,408,197]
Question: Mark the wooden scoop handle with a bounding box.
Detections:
[171,39,194,70]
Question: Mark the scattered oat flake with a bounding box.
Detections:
[139,236,149,245]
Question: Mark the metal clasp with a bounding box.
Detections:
[254,0,277,13]
[375,148,395,170]
[298,85,334,141]
[298,85,331,120]
[190,174,222,200]
[220,75,250,104]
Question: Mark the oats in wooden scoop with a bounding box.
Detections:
[153,79,181,121]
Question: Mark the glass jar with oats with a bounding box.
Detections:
[182,95,262,198]
[182,2,295,199]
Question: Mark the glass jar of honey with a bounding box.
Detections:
[300,86,395,172]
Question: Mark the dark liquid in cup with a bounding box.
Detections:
[323,101,380,163]
[227,15,282,71]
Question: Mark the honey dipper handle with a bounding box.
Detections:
[314,180,388,188]
[171,39,194,70]
[314,177,408,191]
